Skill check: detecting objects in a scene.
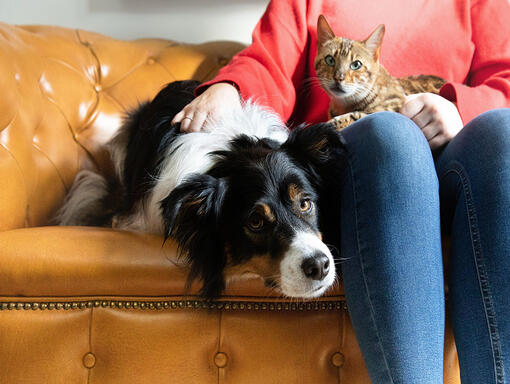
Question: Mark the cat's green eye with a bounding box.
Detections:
[350,60,362,70]
[324,55,335,66]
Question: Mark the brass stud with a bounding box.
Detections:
[48,303,55,310]
[24,303,31,310]
[94,301,100,307]
[83,352,96,369]
[214,352,228,368]
[331,352,345,368]
[32,303,39,310]
[171,302,177,309]
[41,303,48,310]
[64,303,71,310]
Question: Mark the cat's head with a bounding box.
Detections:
[314,15,385,103]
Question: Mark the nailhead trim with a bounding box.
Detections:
[0,299,346,311]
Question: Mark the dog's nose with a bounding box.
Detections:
[301,253,330,281]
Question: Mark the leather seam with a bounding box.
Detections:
[0,300,345,312]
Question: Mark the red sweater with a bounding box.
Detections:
[199,0,510,126]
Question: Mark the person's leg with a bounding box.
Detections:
[436,108,510,384]
[339,112,444,383]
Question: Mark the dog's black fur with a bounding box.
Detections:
[60,80,348,300]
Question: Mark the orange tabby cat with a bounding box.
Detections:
[315,15,446,129]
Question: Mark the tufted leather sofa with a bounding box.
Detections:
[0,23,460,383]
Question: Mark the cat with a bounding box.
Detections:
[314,15,446,130]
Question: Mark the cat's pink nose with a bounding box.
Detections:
[336,73,345,81]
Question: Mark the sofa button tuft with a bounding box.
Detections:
[83,352,96,368]
[331,352,345,367]
[214,352,228,368]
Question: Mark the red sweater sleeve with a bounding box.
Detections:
[440,0,510,123]
[197,0,309,121]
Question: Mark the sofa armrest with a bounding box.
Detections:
[0,226,344,299]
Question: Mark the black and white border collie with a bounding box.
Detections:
[57,80,347,300]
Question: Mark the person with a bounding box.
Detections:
[172,1,510,383]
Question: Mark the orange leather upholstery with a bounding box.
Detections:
[0,23,460,383]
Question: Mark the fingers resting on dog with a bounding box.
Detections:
[172,82,242,133]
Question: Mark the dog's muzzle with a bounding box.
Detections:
[280,231,336,298]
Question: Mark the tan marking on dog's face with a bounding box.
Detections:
[288,184,302,203]
[223,253,281,284]
[258,203,275,223]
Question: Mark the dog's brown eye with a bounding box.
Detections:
[300,199,313,212]
[247,214,264,232]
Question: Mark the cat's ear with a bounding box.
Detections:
[317,15,335,47]
[363,24,385,61]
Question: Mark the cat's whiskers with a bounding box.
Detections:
[301,76,329,97]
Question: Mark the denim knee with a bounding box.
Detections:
[460,109,510,164]
[343,111,436,178]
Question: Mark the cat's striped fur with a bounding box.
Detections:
[314,15,445,129]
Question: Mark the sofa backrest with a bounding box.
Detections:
[0,23,244,230]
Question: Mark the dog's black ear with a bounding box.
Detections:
[282,123,347,185]
[283,123,348,259]
[160,174,228,300]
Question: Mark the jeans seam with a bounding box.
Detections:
[440,163,505,383]
[346,152,394,383]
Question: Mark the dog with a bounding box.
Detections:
[57,80,348,300]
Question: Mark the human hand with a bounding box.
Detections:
[171,82,242,133]
[401,93,463,150]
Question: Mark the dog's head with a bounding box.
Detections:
[161,133,343,300]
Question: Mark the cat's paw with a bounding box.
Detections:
[330,112,367,130]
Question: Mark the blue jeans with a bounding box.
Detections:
[339,109,510,383]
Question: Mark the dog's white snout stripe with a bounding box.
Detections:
[280,231,336,298]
